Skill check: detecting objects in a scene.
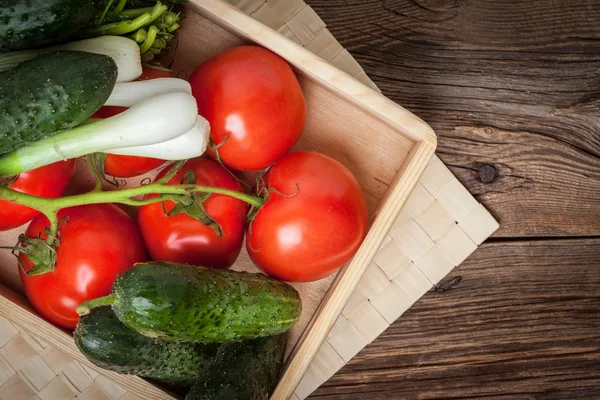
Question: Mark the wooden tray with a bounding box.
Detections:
[0,0,436,398]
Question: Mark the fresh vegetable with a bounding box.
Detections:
[0,160,76,231]
[189,46,307,171]
[138,158,248,270]
[83,0,184,63]
[91,113,209,175]
[247,152,369,282]
[106,116,209,159]
[105,78,192,107]
[92,65,172,177]
[104,155,165,178]
[0,36,143,83]
[0,92,201,177]
[17,204,147,330]
[186,334,287,400]
[75,306,224,386]
[0,167,264,219]
[92,105,167,178]
[135,65,173,80]
[0,51,118,155]
[0,0,98,52]
[77,262,302,342]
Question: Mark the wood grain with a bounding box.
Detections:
[0,2,437,399]
[310,238,600,399]
[306,0,600,238]
[302,0,600,398]
[175,3,436,397]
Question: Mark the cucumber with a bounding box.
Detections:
[0,0,98,52]
[186,334,287,400]
[0,51,117,155]
[74,306,225,386]
[79,262,302,343]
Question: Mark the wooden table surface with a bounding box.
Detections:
[305,1,600,399]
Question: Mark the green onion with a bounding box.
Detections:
[119,7,154,19]
[0,93,200,177]
[108,116,210,160]
[140,25,159,54]
[0,36,142,82]
[106,78,192,107]
[81,2,168,37]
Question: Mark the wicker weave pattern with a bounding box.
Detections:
[223,1,499,399]
[0,316,136,400]
[0,2,498,399]
[227,0,381,92]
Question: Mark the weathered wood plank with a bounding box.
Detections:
[309,238,600,399]
[303,1,600,398]
[306,0,600,237]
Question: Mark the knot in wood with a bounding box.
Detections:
[478,164,497,183]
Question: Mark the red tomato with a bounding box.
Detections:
[136,66,172,80]
[0,160,76,231]
[19,204,147,329]
[104,155,166,178]
[189,46,307,171]
[247,152,369,282]
[90,105,127,119]
[91,107,165,178]
[91,66,172,178]
[92,106,165,177]
[138,158,248,269]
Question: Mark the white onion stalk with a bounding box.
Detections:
[105,79,192,107]
[107,116,210,160]
[0,93,198,177]
[0,36,142,82]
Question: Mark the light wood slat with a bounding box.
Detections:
[0,309,150,400]
[285,6,326,45]
[0,286,174,400]
[0,1,499,400]
[218,1,498,397]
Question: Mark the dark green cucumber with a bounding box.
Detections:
[0,0,98,52]
[74,306,226,386]
[186,334,287,400]
[0,51,117,155]
[79,262,302,343]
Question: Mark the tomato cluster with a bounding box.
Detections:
[1,46,368,330]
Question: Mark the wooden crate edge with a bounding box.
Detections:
[272,141,436,399]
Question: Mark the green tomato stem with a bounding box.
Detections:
[76,294,117,316]
[44,212,60,247]
[0,182,265,214]
[157,160,186,184]
[86,154,104,192]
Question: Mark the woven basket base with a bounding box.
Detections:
[222,1,500,398]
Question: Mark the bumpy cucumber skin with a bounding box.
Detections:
[0,51,117,155]
[74,307,226,386]
[186,334,287,400]
[0,0,98,51]
[112,262,302,343]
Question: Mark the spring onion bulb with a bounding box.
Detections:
[107,116,210,159]
[0,93,199,177]
[0,36,142,82]
[105,78,192,107]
